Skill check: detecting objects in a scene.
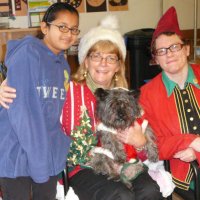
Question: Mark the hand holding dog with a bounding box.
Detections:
[117,121,147,149]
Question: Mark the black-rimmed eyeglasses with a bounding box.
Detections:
[154,43,185,56]
[47,22,80,35]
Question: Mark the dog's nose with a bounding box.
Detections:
[117,111,125,119]
[119,113,124,118]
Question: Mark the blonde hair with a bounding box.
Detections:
[72,40,128,88]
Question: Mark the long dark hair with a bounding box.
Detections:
[42,2,79,23]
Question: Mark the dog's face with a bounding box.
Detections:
[95,88,141,130]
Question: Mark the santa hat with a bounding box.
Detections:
[78,15,126,65]
[151,6,183,47]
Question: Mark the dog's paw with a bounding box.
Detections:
[120,160,147,182]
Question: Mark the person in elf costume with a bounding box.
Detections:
[140,6,200,199]
[61,15,163,200]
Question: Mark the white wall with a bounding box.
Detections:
[79,0,162,36]
[1,0,199,36]
[163,0,200,30]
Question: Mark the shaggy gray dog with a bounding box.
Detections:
[88,87,158,188]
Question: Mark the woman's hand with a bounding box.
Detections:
[117,121,147,148]
[0,79,16,109]
[173,147,196,162]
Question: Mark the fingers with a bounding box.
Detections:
[133,121,140,129]
[0,99,10,109]
[173,148,196,162]
[0,83,16,109]
[0,93,14,103]
[1,78,7,86]
[1,78,16,95]
[1,85,16,97]
[189,137,200,152]
[173,150,184,158]
[117,123,146,147]
[116,131,126,143]
[180,155,196,162]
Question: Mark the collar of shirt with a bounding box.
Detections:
[162,65,200,97]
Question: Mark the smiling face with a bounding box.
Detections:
[154,34,190,78]
[84,41,121,88]
[41,10,79,54]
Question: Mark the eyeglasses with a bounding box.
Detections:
[89,53,119,64]
[47,22,80,35]
[154,43,185,56]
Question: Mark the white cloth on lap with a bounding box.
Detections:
[56,182,79,200]
[143,160,175,198]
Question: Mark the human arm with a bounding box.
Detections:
[141,99,197,160]
[139,82,198,160]
[0,79,16,109]
[6,44,50,183]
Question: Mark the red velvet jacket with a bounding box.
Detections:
[140,64,200,190]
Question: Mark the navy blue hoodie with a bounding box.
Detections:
[0,35,71,183]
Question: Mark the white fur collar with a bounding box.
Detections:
[141,119,148,133]
[91,147,114,160]
[111,87,129,91]
[97,123,117,135]
[97,119,148,135]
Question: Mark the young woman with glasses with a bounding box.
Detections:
[140,7,200,198]
[0,3,80,200]
[60,15,163,200]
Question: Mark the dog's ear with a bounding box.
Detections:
[129,89,140,100]
[94,88,109,101]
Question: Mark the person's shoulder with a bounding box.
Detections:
[141,73,162,91]
[16,36,44,52]
[191,63,200,76]
[25,36,43,50]
[190,64,200,83]
[70,80,81,87]
[5,36,38,63]
[68,80,82,93]
[15,35,38,46]
[10,36,41,53]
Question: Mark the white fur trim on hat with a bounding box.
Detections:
[78,15,126,65]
